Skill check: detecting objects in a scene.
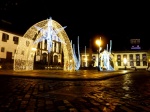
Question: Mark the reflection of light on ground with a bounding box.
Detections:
[122,74,132,99]
[122,70,128,73]
[122,86,129,90]
[122,94,132,99]
[123,74,132,85]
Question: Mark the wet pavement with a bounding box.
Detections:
[0,70,132,80]
[0,70,150,112]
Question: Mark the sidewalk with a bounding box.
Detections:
[0,70,135,80]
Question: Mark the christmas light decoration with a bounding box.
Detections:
[14,17,77,71]
[72,36,80,70]
[100,40,114,71]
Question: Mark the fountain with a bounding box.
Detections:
[100,40,114,71]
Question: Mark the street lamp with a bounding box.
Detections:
[123,58,127,70]
[96,37,102,71]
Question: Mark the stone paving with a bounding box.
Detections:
[0,70,150,112]
[0,70,132,80]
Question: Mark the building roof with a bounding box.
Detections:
[0,29,23,37]
[112,50,148,53]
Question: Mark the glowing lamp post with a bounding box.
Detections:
[96,37,102,71]
[123,58,127,70]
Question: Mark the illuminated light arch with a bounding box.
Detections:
[14,19,75,71]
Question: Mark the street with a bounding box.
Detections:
[0,71,150,112]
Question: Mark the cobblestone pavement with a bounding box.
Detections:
[0,70,132,80]
[0,71,150,112]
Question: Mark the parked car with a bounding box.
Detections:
[130,66,137,71]
[147,67,150,71]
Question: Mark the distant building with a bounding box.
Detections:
[81,49,149,70]
[130,39,141,50]
[113,50,148,70]
[0,29,63,69]
[1,29,150,70]
[0,30,21,63]
[80,38,150,70]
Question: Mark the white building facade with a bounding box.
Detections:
[0,29,63,69]
[81,50,149,70]
[0,30,21,63]
[1,29,150,70]
[113,51,148,70]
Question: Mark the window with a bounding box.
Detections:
[59,42,61,53]
[1,47,5,52]
[136,54,140,61]
[2,33,9,42]
[37,43,40,49]
[130,39,140,44]
[130,61,134,66]
[117,55,121,66]
[129,54,134,66]
[13,36,19,44]
[136,54,140,66]
[54,42,56,52]
[52,42,54,52]
[142,54,147,66]
[129,54,133,60]
[44,40,47,50]
[142,54,147,61]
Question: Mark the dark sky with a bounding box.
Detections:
[0,0,149,51]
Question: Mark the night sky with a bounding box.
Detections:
[0,0,149,51]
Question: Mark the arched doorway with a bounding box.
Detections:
[42,53,47,64]
[54,55,58,65]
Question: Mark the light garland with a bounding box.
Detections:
[14,17,77,71]
[100,40,114,71]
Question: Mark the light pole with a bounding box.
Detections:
[123,58,127,70]
[96,37,102,71]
